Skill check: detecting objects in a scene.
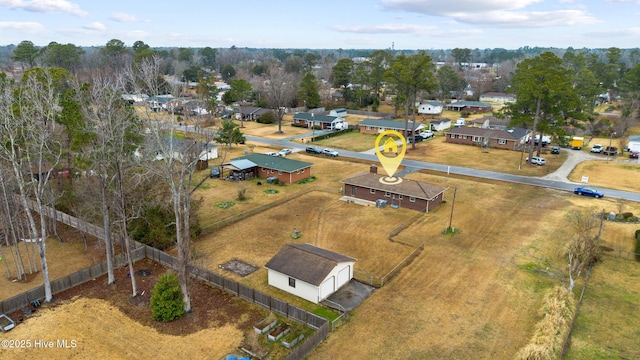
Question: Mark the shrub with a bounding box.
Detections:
[257,112,275,124]
[622,212,634,219]
[516,286,575,360]
[150,271,186,322]
[615,213,626,221]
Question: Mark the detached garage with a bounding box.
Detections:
[265,243,357,304]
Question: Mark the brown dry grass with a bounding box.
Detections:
[568,160,640,193]
[0,233,103,300]
[0,297,243,360]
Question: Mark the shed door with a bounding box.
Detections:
[337,265,351,288]
[319,276,335,300]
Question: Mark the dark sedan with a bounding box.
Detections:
[573,187,604,198]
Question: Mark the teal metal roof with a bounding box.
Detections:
[233,153,313,172]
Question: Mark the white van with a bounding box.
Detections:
[526,156,546,166]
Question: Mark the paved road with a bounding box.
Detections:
[242,133,640,202]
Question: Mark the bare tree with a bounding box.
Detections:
[565,207,602,291]
[0,69,65,301]
[126,56,210,311]
[259,65,296,134]
[77,72,144,295]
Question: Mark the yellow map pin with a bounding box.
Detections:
[374,130,406,184]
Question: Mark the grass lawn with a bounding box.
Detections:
[568,160,640,193]
[564,255,640,360]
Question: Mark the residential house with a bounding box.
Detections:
[265,243,356,304]
[430,118,452,132]
[445,100,492,113]
[331,91,343,102]
[445,127,531,151]
[358,118,426,137]
[479,92,516,103]
[292,113,345,130]
[417,101,443,118]
[341,169,449,213]
[469,116,511,130]
[236,106,274,121]
[225,153,313,183]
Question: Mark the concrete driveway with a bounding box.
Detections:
[321,280,375,312]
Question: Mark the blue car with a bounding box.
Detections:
[573,187,604,198]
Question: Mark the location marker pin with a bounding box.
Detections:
[374,130,406,184]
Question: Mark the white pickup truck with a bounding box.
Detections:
[418,130,434,139]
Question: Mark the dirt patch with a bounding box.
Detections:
[0,258,268,359]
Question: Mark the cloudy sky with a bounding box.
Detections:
[1,0,639,50]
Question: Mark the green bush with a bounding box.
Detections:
[622,212,634,219]
[615,213,626,221]
[150,271,186,322]
[257,112,275,124]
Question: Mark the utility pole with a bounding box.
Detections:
[447,187,457,233]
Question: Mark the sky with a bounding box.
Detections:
[1,0,639,50]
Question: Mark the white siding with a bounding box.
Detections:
[267,269,320,303]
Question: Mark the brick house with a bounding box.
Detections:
[341,169,448,213]
[229,153,313,183]
[292,113,345,130]
[445,101,493,113]
[444,127,531,150]
[358,118,426,137]
[236,106,274,121]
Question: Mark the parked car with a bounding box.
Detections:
[209,166,221,178]
[418,130,434,139]
[630,151,639,159]
[590,144,603,153]
[603,146,618,156]
[573,187,604,198]
[278,148,293,156]
[265,152,281,157]
[322,148,339,157]
[305,146,322,154]
[407,135,423,143]
[525,156,546,166]
[551,146,560,154]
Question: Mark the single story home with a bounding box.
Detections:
[341,169,449,213]
[445,101,493,113]
[226,153,313,183]
[236,106,274,121]
[445,127,531,151]
[329,108,348,119]
[418,101,443,117]
[265,243,356,304]
[628,135,640,153]
[358,118,425,137]
[292,113,346,130]
[430,118,452,132]
[479,92,516,103]
[469,116,510,130]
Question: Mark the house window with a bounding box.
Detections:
[296,170,300,174]
[278,170,282,175]
[301,168,305,173]
[365,126,371,130]
[398,195,403,200]
[473,136,480,142]
[450,134,455,139]
[288,277,296,288]
[410,196,416,202]
[261,168,266,172]
[385,192,391,197]
[370,189,376,194]
[498,139,506,144]
[463,135,468,139]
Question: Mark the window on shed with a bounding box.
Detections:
[288,277,296,288]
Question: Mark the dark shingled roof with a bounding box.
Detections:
[445,127,529,140]
[233,153,313,172]
[265,244,356,286]
[342,172,448,200]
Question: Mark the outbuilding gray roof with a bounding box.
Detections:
[265,243,356,286]
[233,154,313,172]
[359,118,422,131]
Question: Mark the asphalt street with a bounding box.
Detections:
[245,133,640,203]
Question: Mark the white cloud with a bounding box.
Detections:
[110,12,138,23]
[332,23,434,34]
[454,10,600,27]
[83,21,105,31]
[381,0,542,15]
[0,21,45,32]
[0,0,87,16]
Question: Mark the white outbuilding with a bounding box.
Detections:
[265,243,356,304]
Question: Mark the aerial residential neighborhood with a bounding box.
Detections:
[0,2,639,359]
